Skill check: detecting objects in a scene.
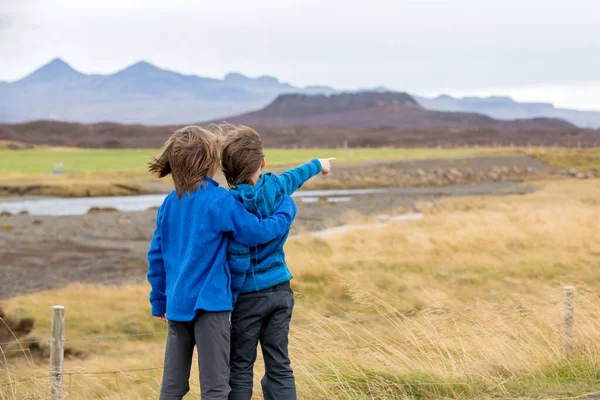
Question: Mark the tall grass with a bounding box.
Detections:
[4,180,600,398]
[523,147,600,174]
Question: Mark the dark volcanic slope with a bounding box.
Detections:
[0,120,174,148]
[223,92,575,130]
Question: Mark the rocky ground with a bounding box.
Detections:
[302,153,583,190]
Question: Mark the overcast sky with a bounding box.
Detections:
[1,0,599,110]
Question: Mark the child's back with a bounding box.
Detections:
[146,126,297,400]
[151,180,295,320]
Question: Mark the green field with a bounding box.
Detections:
[0,146,506,197]
[4,145,600,176]
[2,146,600,197]
[0,147,506,174]
[0,148,160,174]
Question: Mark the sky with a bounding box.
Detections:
[1,0,599,110]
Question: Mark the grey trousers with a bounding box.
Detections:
[229,281,296,400]
[160,311,231,400]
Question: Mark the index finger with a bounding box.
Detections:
[328,158,337,162]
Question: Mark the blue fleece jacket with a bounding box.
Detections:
[227,159,322,301]
[147,177,297,322]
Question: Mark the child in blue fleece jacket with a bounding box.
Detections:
[220,125,334,400]
[147,126,297,400]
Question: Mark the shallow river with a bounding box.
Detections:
[0,182,528,216]
[0,188,388,216]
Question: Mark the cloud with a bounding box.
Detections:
[0,15,12,31]
[0,0,599,110]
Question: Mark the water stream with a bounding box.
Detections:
[0,188,387,216]
[0,182,527,216]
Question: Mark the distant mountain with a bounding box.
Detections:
[223,91,575,130]
[414,94,600,129]
[2,58,598,128]
[0,58,336,125]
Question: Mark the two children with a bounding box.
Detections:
[147,124,332,400]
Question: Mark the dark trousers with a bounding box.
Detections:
[160,311,231,400]
[229,281,296,400]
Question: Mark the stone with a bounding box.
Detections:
[587,172,596,179]
[576,173,586,179]
[444,173,456,183]
[0,211,11,217]
[87,206,118,214]
[568,168,578,177]
[449,168,462,177]
[118,217,132,225]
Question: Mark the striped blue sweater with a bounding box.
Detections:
[228,159,322,301]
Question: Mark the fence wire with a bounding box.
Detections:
[0,299,559,348]
[1,367,164,388]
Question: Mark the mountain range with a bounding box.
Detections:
[414,95,600,129]
[0,58,335,125]
[1,58,599,128]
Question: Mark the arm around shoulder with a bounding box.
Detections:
[218,193,297,247]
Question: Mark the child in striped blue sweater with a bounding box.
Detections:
[220,125,334,400]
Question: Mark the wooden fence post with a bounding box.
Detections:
[562,286,575,358]
[50,305,65,400]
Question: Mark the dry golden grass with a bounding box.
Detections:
[522,147,600,173]
[0,172,154,197]
[0,141,33,150]
[4,180,600,398]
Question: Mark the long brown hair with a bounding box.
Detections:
[148,125,219,198]
[219,125,264,187]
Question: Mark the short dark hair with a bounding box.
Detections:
[148,125,219,198]
[220,125,264,187]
